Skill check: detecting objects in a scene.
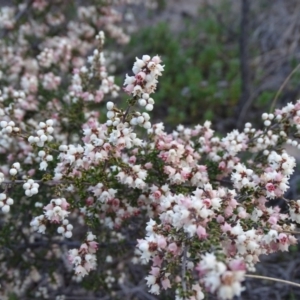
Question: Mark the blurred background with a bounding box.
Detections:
[117,0,300,134]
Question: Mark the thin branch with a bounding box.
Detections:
[0,0,34,39]
[269,62,300,112]
[122,105,131,123]
[120,284,157,300]
[14,0,34,23]
[237,87,263,130]
[1,179,64,185]
[15,239,136,250]
[236,0,251,130]
[181,243,187,296]
[0,179,98,186]
[281,230,300,235]
[281,196,289,202]
[245,274,300,288]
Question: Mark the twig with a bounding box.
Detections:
[120,283,157,300]
[0,0,34,39]
[245,274,300,288]
[281,197,289,202]
[237,87,263,130]
[15,239,136,250]
[269,62,300,112]
[122,105,131,123]
[1,179,65,185]
[281,230,300,235]
[14,0,34,22]
[236,0,251,130]
[0,178,105,186]
[181,243,187,296]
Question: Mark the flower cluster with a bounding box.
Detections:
[23,179,40,197]
[30,198,70,236]
[196,254,245,300]
[30,215,47,234]
[9,162,21,176]
[123,54,164,98]
[0,120,20,135]
[44,198,70,223]
[28,120,54,148]
[0,193,14,213]
[68,232,98,278]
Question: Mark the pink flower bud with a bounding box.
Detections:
[153,190,162,200]
[86,197,94,206]
[123,84,134,94]
[150,267,160,277]
[228,259,246,271]
[88,241,99,253]
[136,71,146,81]
[203,198,211,208]
[221,222,232,233]
[157,236,167,249]
[152,56,161,64]
[144,162,153,169]
[168,243,178,254]
[196,225,207,239]
[266,182,275,192]
[161,278,171,290]
[216,215,225,223]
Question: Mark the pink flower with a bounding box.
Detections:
[86,197,94,206]
[219,161,226,170]
[224,206,233,217]
[129,155,136,164]
[153,190,162,200]
[266,182,275,192]
[157,236,167,249]
[161,278,171,290]
[268,215,278,225]
[75,265,88,277]
[61,198,70,210]
[228,259,246,271]
[168,243,178,255]
[136,71,146,81]
[79,243,88,254]
[221,222,232,233]
[152,56,161,64]
[152,256,163,267]
[238,210,248,219]
[88,241,99,253]
[278,233,288,245]
[150,267,160,277]
[196,225,207,239]
[95,90,104,103]
[123,84,134,94]
[203,198,211,208]
[144,162,153,169]
[216,215,225,223]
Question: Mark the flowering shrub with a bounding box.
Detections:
[1,1,300,300]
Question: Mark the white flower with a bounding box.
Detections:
[149,283,160,295]
[145,275,156,286]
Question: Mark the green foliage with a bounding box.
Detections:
[121,2,298,130]
[8,294,18,300]
[122,6,241,128]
